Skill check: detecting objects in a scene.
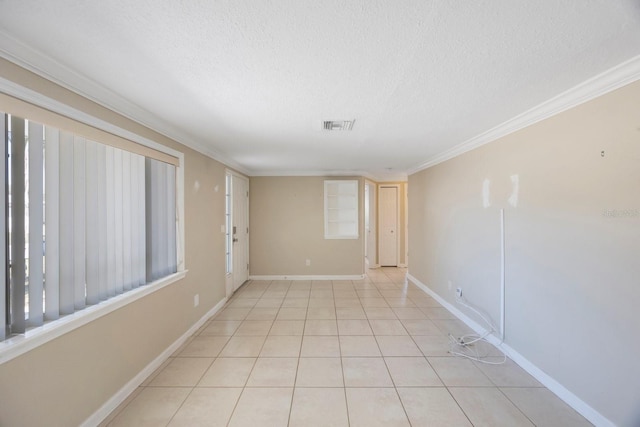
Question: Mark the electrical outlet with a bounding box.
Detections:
[194,294,199,307]
[455,288,462,298]
[305,259,311,266]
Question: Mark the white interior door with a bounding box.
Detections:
[232,174,249,291]
[378,186,398,266]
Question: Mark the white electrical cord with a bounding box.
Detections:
[448,294,507,365]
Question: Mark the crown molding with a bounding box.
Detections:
[407,54,640,176]
[250,169,407,182]
[0,30,251,175]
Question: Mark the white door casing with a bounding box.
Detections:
[378,186,398,266]
[232,174,249,291]
[365,181,377,268]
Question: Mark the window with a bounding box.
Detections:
[0,93,183,349]
[324,180,359,239]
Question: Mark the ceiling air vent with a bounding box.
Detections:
[323,120,355,131]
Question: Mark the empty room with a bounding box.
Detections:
[0,1,639,426]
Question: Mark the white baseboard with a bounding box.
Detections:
[81,297,228,427]
[249,274,365,281]
[406,272,614,427]
[500,342,614,427]
[364,258,382,269]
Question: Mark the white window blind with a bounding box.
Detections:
[1,112,178,341]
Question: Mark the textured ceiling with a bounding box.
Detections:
[1,1,640,180]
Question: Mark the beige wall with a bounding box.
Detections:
[408,80,640,426]
[250,176,364,276]
[0,59,228,426]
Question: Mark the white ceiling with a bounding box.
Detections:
[1,1,640,180]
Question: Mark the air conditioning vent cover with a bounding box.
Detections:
[323,120,355,131]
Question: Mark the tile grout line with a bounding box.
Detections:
[496,385,538,426]
[224,280,267,427]
[444,385,476,426]
[163,385,195,427]
[335,310,352,427]
[286,300,305,427]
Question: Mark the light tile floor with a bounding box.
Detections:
[101,268,592,426]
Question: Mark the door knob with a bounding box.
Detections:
[233,238,238,243]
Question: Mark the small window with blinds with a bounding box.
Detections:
[0,111,180,342]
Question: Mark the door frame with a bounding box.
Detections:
[225,170,250,297]
[364,180,378,269]
[378,184,401,267]
[402,183,408,268]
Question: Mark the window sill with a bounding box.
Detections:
[0,270,188,365]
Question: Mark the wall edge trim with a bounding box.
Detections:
[80,296,228,427]
[406,272,615,427]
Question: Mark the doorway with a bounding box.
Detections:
[226,171,249,294]
[378,185,399,267]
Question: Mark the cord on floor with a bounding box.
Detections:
[448,295,507,365]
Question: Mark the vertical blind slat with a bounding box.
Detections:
[158,162,168,277]
[138,155,146,285]
[44,126,60,321]
[9,115,26,333]
[105,146,116,297]
[122,151,132,290]
[153,159,162,279]
[28,121,44,326]
[130,154,139,289]
[167,163,177,273]
[58,132,74,315]
[146,158,157,280]
[97,143,108,300]
[72,136,86,312]
[145,158,152,281]
[0,114,6,339]
[85,140,99,305]
[114,149,124,295]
